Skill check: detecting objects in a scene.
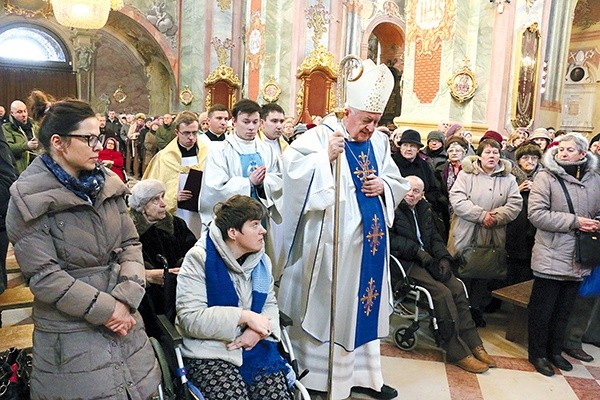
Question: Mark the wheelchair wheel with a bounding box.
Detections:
[394,326,418,351]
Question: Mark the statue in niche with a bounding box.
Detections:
[368,34,379,63]
[147,1,178,37]
[75,46,94,72]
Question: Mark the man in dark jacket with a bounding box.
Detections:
[390,175,494,374]
[0,125,18,293]
[393,129,448,237]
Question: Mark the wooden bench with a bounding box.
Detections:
[0,324,34,351]
[5,256,20,274]
[492,279,533,345]
[0,286,34,327]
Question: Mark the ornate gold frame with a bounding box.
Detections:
[113,85,127,104]
[296,45,339,118]
[4,0,53,18]
[262,77,281,103]
[179,85,194,106]
[511,23,541,128]
[447,65,478,103]
[204,64,241,88]
[246,13,265,71]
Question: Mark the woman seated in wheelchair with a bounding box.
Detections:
[390,175,496,374]
[176,194,291,399]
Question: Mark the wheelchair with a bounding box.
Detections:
[389,255,469,352]
[150,313,311,400]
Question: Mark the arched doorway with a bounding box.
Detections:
[0,23,76,108]
[362,19,405,126]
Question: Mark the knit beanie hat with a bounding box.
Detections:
[445,135,469,151]
[129,179,165,212]
[427,130,445,144]
[481,130,504,145]
[515,142,543,161]
[445,123,464,139]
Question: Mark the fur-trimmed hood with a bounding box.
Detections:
[542,146,599,177]
[460,155,513,177]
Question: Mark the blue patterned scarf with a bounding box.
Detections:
[40,153,105,203]
[204,232,287,385]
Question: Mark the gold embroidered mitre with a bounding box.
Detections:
[346,59,394,114]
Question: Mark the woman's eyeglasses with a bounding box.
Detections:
[60,134,100,147]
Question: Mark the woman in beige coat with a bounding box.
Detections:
[6,97,160,399]
[447,139,522,326]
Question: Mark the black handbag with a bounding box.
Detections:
[556,177,600,267]
[458,226,507,280]
[0,347,32,400]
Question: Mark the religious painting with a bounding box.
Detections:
[246,13,264,71]
[406,0,456,56]
[448,65,477,103]
[511,23,541,128]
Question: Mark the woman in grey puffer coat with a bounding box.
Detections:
[527,132,600,377]
[6,97,161,399]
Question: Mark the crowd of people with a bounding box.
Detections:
[1,62,600,399]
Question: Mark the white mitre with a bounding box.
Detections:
[346,59,394,114]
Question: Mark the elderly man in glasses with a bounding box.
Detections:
[143,111,209,238]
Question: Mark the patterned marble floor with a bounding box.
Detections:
[4,249,600,399]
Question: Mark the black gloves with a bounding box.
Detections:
[423,256,453,283]
[437,257,453,282]
[416,250,434,267]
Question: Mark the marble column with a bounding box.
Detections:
[540,0,576,111]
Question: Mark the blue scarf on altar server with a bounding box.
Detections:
[204,233,287,384]
[344,139,387,348]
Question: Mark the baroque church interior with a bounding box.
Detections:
[2,0,600,399]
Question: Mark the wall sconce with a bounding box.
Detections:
[490,0,510,14]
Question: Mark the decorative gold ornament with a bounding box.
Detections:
[448,62,478,103]
[110,0,124,10]
[217,0,231,12]
[511,23,541,128]
[4,0,53,17]
[113,85,127,103]
[211,37,234,66]
[406,0,457,57]
[204,64,241,87]
[296,90,304,119]
[297,44,339,78]
[246,13,265,71]
[262,77,281,103]
[305,0,331,49]
[179,85,194,106]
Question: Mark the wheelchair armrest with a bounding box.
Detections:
[279,311,293,327]
[157,314,184,347]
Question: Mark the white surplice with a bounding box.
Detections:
[198,133,283,263]
[277,115,408,399]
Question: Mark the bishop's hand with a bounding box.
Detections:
[328,131,345,163]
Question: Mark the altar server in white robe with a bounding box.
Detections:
[277,59,408,400]
[199,99,283,261]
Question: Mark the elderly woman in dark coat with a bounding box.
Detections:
[129,179,196,338]
[6,96,160,399]
[505,143,543,285]
[527,132,600,377]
